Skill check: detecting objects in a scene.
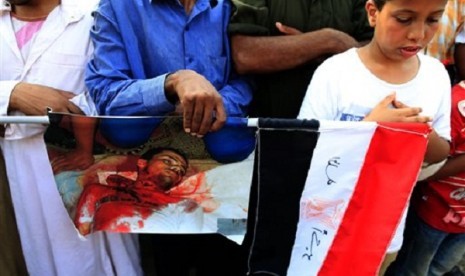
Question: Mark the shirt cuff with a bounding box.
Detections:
[142,74,175,115]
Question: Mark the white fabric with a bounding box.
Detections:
[287,122,378,275]
[298,48,451,252]
[11,16,45,61]
[456,24,465,43]
[0,1,142,275]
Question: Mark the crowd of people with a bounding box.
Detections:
[0,0,464,275]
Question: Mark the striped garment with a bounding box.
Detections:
[242,120,430,276]
[11,14,45,60]
[424,0,465,65]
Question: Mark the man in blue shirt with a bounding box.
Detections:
[86,0,255,164]
[86,0,253,275]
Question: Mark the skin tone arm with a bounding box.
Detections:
[164,70,226,137]
[364,93,450,164]
[231,23,360,74]
[426,154,465,181]
[7,1,83,116]
[160,1,226,137]
[9,83,84,115]
[51,116,97,174]
[455,43,465,81]
[423,130,450,164]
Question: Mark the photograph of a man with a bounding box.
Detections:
[75,147,189,235]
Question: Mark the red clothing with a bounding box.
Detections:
[416,84,465,233]
[74,175,184,235]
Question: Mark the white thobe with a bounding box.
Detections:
[0,1,142,275]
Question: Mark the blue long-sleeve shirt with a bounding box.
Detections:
[86,0,252,117]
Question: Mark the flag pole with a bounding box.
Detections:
[0,116,325,129]
[0,116,50,124]
[0,115,259,127]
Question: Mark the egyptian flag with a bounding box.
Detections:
[244,119,430,276]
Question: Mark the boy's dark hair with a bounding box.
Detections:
[140,147,189,166]
[373,0,388,10]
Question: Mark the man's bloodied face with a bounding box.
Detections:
[138,150,188,192]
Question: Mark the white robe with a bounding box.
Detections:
[0,1,142,275]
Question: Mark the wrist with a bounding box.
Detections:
[164,72,179,105]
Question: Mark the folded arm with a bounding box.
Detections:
[231,28,359,74]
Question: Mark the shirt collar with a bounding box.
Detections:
[148,0,218,8]
[56,0,89,23]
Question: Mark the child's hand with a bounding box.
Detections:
[364,93,432,123]
[51,150,95,174]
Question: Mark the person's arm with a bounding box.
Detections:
[164,70,227,135]
[86,0,228,136]
[455,23,465,81]
[363,94,432,123]
[428,84,465,180]
[423,131,450,164]
[217,6,253,118]
[8,82,83,115]
[231,29,359,74]
[364,94,450,163]
[85,0,173,117]
[455,43,465,81]
[164,1,253,135]
[50,116,97,174]
[423,75,452,164]
[164,66,252,136]
[212,71,252,120]
[427,154,465,181]
[229,0,371,74]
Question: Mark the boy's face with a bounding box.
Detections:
[366,0,447,61]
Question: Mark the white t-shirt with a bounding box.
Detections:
[298,47,451,252]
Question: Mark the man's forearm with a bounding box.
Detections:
[231,28,357,74]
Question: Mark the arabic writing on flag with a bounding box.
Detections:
[42,114,429,274]
[245,119,429,276]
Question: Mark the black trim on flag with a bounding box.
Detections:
[245,125,320,275]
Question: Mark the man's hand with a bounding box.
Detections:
[363,93,432,123]
[276,22,302,35]
[164,70,226,137]
[9,82,84,115]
